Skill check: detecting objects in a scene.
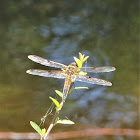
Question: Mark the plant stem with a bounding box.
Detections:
[43,83,74,140]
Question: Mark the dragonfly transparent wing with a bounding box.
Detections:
[28,55,67,69]
[74,75,112,86]
[26,69,67,79]
[80,66,116,73]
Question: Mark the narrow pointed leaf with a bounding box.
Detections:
[79,71,87,75]
[73,57,82,68]
[55,90,63,98]
[79,52,84,61]
[69,86,88,94]
[30,121,43,137]
[49,97,60,109]
[83,56,89,63]
[73,56,78,62]
[56,119,75,125]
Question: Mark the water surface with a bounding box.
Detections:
[0,1,139,140]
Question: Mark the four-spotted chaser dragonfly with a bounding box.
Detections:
[26,55,116,102]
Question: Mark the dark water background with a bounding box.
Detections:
[0,1,139,140]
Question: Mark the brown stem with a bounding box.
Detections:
[43,101,64,140]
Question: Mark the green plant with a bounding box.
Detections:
[30,52,89,140]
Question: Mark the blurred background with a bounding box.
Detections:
[0,0,139,140]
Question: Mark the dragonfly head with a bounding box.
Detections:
[70,62,77,67]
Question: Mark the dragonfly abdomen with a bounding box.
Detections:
[62,75,72,102]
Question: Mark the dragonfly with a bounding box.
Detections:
[26,55,116,102]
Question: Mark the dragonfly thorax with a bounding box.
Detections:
[66,62,77,75]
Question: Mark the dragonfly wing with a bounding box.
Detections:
[28,55,67,69]
[75,75,112,86]
[80,66,116,73]
[26,69,67,79]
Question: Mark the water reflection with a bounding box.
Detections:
[69,89,138,128]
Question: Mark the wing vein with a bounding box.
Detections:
[28,55,67,69]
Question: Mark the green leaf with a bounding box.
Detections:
[69,86,88,94]
[42,128,46,137]
[73,57,82,68]
[56,119,75,125]
[55,90,63,98]
[83,56,89,63]
[79,71,87,75]
[30,121,43,137]
[79,52,84,61]
[73,56,79,62]
[49,97,60,109]
[73,87,88,89]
